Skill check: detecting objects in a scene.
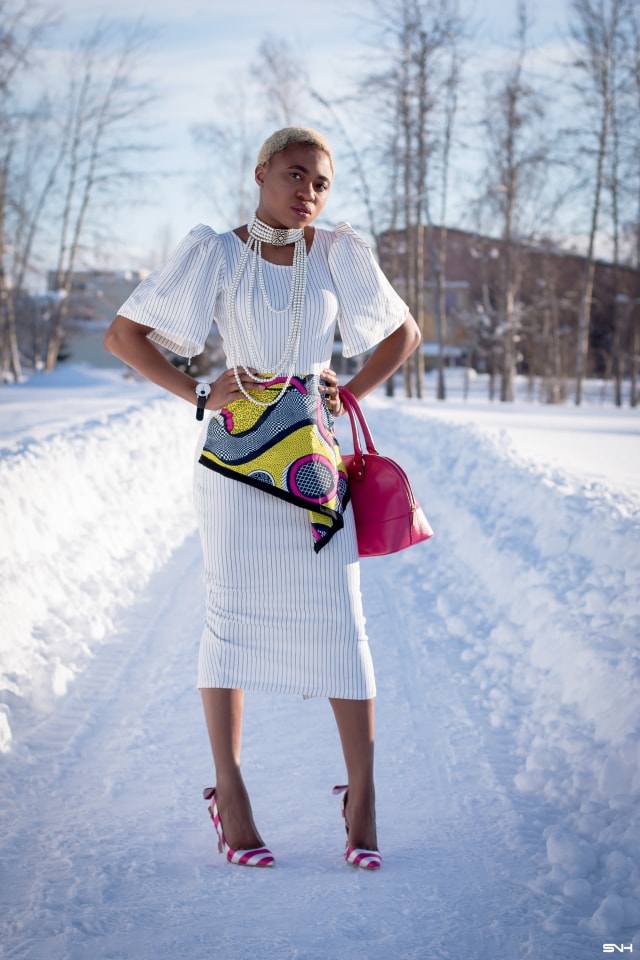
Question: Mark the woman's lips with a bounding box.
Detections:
[291,205,311,218]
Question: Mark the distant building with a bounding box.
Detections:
[378,226,639,377]
[47,269,146,367]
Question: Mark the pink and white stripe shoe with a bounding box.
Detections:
[332,785,382,871]
[203,787,275,868]
[345,846,382,870]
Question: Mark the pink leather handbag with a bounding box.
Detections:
[339,387,434,558]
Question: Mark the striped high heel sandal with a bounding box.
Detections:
[332,784,382,870]
[203,787,275,867]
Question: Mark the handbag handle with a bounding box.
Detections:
[338,387,379,457]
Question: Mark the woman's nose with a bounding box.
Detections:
[297,181,315,200]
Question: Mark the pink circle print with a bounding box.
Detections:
[287,454,338,504]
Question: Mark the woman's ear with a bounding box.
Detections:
[255,163,267,188]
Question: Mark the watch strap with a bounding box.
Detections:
[196,394,207,421]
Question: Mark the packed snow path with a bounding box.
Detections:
[1,377,638,959]
[1,533,547,960]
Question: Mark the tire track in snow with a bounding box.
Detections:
[362,547,564,959]
[0,536,207,960]
[1,528,555,959]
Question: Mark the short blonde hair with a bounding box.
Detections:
[257,126,334,172]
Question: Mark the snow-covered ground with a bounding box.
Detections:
[1,364,639,960]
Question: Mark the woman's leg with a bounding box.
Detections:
[200,688,265,850]
[329,697,378,851]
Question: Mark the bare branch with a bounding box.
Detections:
[251,36,309,126]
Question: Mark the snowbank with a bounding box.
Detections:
[0,391,197,752]
[364,395,640,940]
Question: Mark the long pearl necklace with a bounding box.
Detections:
[226,214,307,407]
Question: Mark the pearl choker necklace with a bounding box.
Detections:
[226,214,308,407]
[247,217,304,247]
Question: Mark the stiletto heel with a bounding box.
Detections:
[332,784,381,870]
[203,787,275,867]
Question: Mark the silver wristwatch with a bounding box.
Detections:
[195,381,211,421]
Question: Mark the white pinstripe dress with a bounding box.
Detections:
[119,222,408,699]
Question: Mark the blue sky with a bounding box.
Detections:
[42,0,572,271]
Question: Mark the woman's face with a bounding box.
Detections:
[255,143,333,230]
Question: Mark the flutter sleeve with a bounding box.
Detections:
[327,222,410,358]
[117,224,224,359]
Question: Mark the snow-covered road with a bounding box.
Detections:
[0,530,550,960]
[1,368,639,959]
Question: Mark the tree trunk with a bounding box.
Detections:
[631,306,640,407]
[572,0,620,405]
[575,259,598,404]
[415,221,424,398]
[427,225,447,400]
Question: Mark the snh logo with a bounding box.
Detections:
[603,946,633,954]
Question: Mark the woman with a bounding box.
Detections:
[104,126,420,870]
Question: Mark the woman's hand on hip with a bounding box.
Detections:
[207,368,269,409]
[320,368,344,416]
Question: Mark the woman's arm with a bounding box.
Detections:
[321,315,420,413]
[104,315,200,404]
[103,314,267,410]
[344,314,421,401]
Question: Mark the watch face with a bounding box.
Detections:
[196,383,211,397]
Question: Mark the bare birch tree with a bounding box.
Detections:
[44,20,157,371]
[569,0,626,404]
[611,0,640,407]
[192,81,255,229]
[425,38,461,400]
[477,1,551,402]
[193,38,310,231]
[3,97,67,375]
[629,2,640,407]
[601,28,628,408]
[0,0,57,380]
[360,0,465,399]
[252,36,309,126]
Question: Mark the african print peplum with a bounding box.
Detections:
[199,375,350,552]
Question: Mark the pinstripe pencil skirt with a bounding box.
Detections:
[193,455,376,700]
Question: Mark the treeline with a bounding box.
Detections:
[194,0,640,405]
[0,4,156,379]
[359,0,639,406]
[1,0,639,405]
